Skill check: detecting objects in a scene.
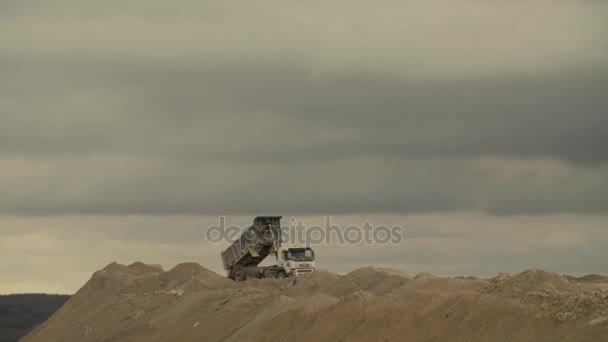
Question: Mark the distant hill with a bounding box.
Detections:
[0,294,70,342]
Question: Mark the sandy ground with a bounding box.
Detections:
[22,262,608,342]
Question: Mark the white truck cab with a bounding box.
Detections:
[275,246,316,277]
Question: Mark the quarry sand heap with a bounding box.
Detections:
[23,263,608,342]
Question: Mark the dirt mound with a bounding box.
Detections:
[23,264,608,342]
[168,262,207,273]
[485,269,608,323]
[566,274,608,284]
[414,271,435,280]
[127,262,165,275]
[337,267,412,295]
[488,269,578,297]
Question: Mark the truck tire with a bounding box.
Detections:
[234,270,247,282]
[263,269,275,279]
[276,270,286,279]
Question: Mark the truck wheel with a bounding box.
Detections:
[263,269,275,279]
[276,270,286,279]
[235,270,247,282]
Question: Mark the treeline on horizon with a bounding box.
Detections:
[0,294,70,342]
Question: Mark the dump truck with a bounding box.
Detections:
[220,216,316,281]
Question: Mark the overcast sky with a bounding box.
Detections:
[1,1,607,294]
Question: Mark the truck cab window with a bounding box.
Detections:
[287,248,315,261]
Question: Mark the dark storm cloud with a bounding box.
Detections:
[2,58,607,163]
[1,154,607,216]
[1,0,607,216]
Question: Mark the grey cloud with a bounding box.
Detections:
[1,155,607,216]
[2,1,607,76]
[2,58,607,163]
[1,1,607,216]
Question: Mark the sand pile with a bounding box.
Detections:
[566,274,608,284]
[485,269,608,323]
[23,263,608,342]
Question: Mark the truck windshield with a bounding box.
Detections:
[287,248,314,261]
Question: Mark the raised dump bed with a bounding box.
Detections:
[220,216,316,281]
[221,216,282,272]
